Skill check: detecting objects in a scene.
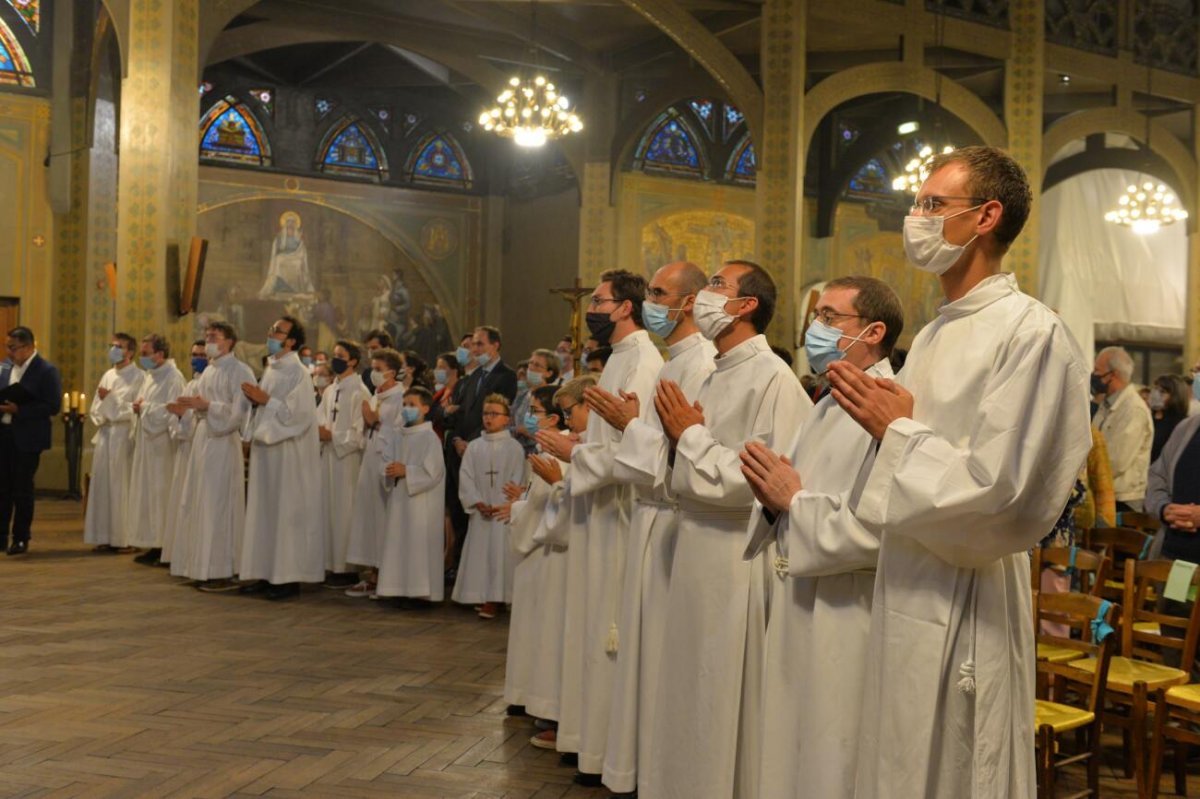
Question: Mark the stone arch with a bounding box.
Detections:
[803,63,1008,154]
[1043,107,1196,220]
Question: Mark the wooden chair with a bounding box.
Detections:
[1148,682,1200,799]
[1035,592,1120,798]
[1068,559,1200,797]
[1120,511,1162,535]
[1034,547,1110,664]
[1083,527,1154,602]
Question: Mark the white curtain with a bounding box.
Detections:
[1038,168,1187,361]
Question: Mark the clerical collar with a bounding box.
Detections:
[482,430,511,441]
[714,334,769,371]
[613,329,650,352]
[667,332,704,359]
[937,272,1018,320]
[403,421,432,434]
[116,360,137,373]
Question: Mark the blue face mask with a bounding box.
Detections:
[300,356,313,367]
[523,413,540,434]
[456,347,471,366]
[475,352,491,367]
[527,371,545,388]
[804,319,870,375]
[517,379,528,394]
[267,338,284,356]
[434,368,448,385]
[138,356,156,370]
[108,345,124,364]
[642,300,683,339]
[401,406,421,425]
[1193,378,1200,404]
[191,356,208,375]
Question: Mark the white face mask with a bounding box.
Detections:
[314,375,330,390]
[1149,388,1166,411]
[371,369,391,388]
[902,205,981,275]
[204,341,222,358]
[693,289,745,341]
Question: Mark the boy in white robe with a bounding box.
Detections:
[161,340,206,568]
[179,322,256,588]
[318,340,370,586]
[740,276,903,799]
[345,348,408,598]
[535,270,664,784]
[128,333,186,564]
[649,261,812,799]
[452,393,526,618]
[238,316,324,601]
[84,333,145,551]
[583,260,715,795]
[376,386,446,604]
[828,147,1092,799]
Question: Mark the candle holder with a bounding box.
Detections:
[61,391,84,500]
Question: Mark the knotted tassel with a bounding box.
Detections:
[956,658,977,695]
[606,622,619,654]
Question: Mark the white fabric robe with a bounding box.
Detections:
[602,332,717,794]
[646,334,811,799]
[161,374,200,565]
[504,438,571,709]
[319,373,370,572]
[556,329,663,774]
[240,351,324,585]
[523,456,572,721]
[127,360,186,548]
[451,430,527,604]
[172,353,255,581]
[743,358,892,799]
[346,384,406,568]
[84,362,145,547]
[376,421,446,600]
[852,273,1092,799]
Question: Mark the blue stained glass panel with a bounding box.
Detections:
[848,158,891,195]
[413,136,466,182]
[644,119,701,170]
[200,106,261,157]
[725,105,744,127]
[0,39,14,74]
[735,142,756,177]
[690,99,713,121]
[323,124,379,170]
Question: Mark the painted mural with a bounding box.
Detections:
[195,200,453,361]
[639,210,755,276]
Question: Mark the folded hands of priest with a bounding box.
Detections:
[740,441,802,513]
[584,386,639,432]
[241,382,269,406]
[654,380,704,444]
[534,429,576,461]
[826,361,913,441]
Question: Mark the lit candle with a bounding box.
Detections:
[63,393,69,411]
[79,392,86,409]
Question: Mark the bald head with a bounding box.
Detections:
[657,261,707,296]
[645,261,707,344]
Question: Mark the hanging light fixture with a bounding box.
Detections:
[480,1,583,148]
[1105,0,1186,234]
[892,143,955,193]
[892,7,953,194]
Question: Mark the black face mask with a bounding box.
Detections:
[331,357,349,375]
[1090,372,1109,395]
[585,311,616,346]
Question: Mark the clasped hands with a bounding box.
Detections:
[173,395,210,413]
[474,500,512,521]
[654,380,704,444]
[740,441,803,514]
[585,386,640,432]
[1164,503,1200,533]
[241,382,270,406]
[826,361,913,440]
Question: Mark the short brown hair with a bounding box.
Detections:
[554,374,598,407]
[475,325,502,347]
[142,333,170,357]
[599,269,647,329]
[728,260,776,334]
[531,348,560,381]
[483,392,511,414]
[824,276,905,356]
[113,332,137,353]
[370,347,403,374]
[207,321,237,343]
[404,385,434,407]
[928,145,1031,251]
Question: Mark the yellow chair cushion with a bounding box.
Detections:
[1035,699,1095,734]
[1133,622,1161,636]
[1037,643,1086,663]
[1068,656,1189,692]
[1164,684,1200,712]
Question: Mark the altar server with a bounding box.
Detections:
[318,340,370,585]
[161,340,206,567]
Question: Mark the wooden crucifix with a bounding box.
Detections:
[549,276,595,363]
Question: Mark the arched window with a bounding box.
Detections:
[199,96,272,166]
[723,104,744,142]
[0,17,33,86]
[689,98,716,139]
[405,132,472,189]
[317,116,388,181]
[635,112,705,178]
[846,158,893,199]
[725,135,756,185]
[5,0,36,35]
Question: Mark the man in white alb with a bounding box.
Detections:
[827,146,1092,798]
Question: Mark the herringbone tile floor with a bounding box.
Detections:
[3,500,1198,797]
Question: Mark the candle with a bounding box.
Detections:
[79,392,86,409]
[63,393,68,411]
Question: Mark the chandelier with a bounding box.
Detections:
[480,75,583,148]
[892,143,955,194]
[1105,179,1187,234]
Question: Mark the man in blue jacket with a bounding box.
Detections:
[0,327,62,555]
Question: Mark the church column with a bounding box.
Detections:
[576,73,619,288]
[1185,104,1200,370]
[755,0,806,353]
[114,0,199,353]
[1004,0,1043,293]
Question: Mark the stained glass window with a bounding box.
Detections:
[838,122,861,150]
[318,119,387,180]
[369,106,392,134]
[199,81,213,97]
[723,104,744,141]
[6,0,37,34]
[407,133,472,188]
[248,88,274,119]
[847,158,892,198]
[637,115,704,177]
[689,98,715,138]
[725,135,756,185]
[0,19,34,87]
[315,97,336,121]
[199,98,271,166]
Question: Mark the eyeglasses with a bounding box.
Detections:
[909,196,988,215]
[707,276,738,292]
[814,309,864,326]
[558,402,579,414]
[589,296,619,309]
[482,411,509,418]
[645,287,683,301]
[4,342,29,353]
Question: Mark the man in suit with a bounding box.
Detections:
[445,325,518,569]
[0,326,63,555]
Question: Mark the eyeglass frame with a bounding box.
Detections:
[813,309,865,326]
[909,195,989,216]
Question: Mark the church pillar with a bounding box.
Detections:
[576,73,619,288]
[1185,105,1200,370]
[1004,0,1043,293]
[114,0,199,353]
[755,0,806,353]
